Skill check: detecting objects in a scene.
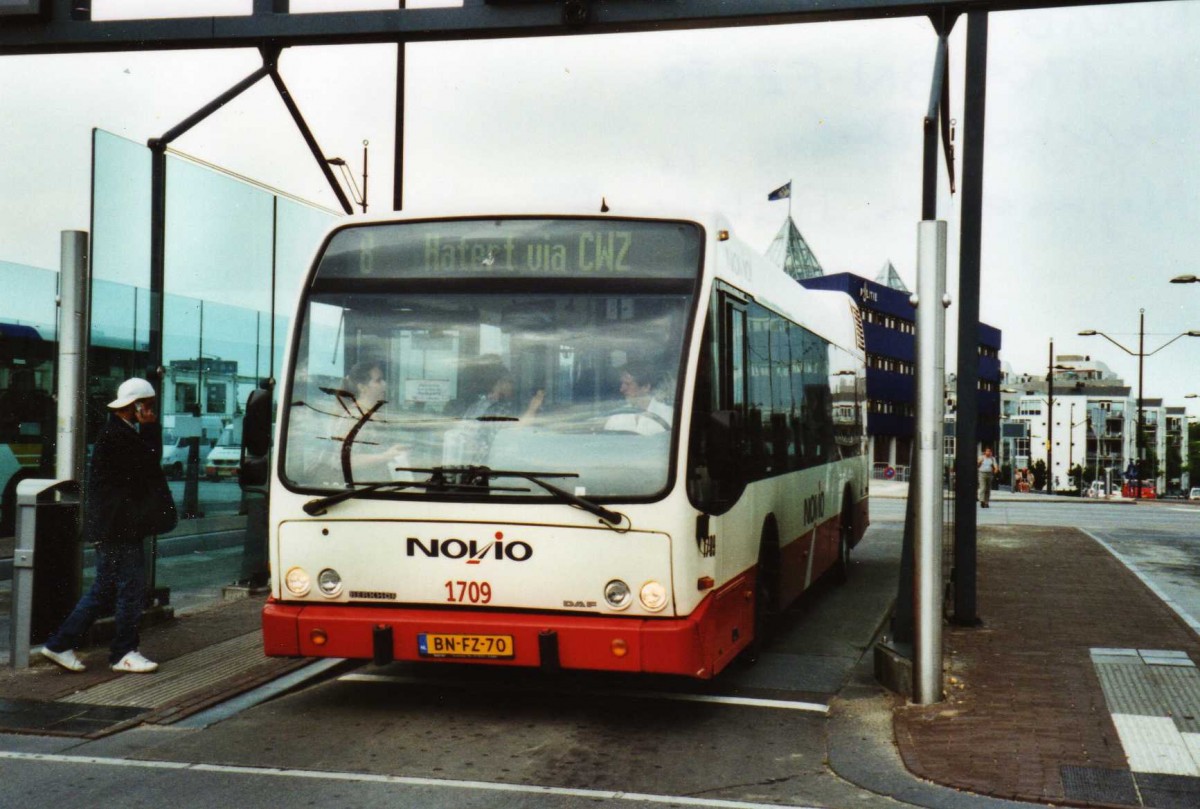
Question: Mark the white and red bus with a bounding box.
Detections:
[257,210,868,679]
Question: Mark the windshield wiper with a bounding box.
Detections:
[303,475,530,516]
[472,466,624,527]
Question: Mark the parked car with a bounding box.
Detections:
[204,444,242,481]
[1190,487,1200,501]
[161,436,215,479]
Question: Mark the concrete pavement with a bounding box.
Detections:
[2,497,1199,808]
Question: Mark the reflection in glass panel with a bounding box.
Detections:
[0,261,59,535]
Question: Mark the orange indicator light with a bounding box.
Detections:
[611,638,628,657]
[311,628,328,646]
[697,576,715,590]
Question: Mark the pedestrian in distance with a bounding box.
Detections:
[39,377,177,674]
[977,447,997,508]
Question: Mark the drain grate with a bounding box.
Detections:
[1060,765,1140,806]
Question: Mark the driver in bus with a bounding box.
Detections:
[604,361,673,435]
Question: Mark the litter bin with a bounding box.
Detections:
[9,479,82,668]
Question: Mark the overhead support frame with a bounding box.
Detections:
[0,0,1172,54]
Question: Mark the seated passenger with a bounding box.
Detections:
[445,356,544,465]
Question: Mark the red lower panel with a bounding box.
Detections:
[262,579,753,680]
[777,513,843,606]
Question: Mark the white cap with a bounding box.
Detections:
[108,377,156,410]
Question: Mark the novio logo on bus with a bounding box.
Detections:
[406,532,533,564]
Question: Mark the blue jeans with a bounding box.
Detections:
[45,541,147,664]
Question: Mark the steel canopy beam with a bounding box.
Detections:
[0,0,1171,55]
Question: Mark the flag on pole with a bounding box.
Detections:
[767,181,792,201]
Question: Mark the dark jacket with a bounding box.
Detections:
[84,414,177,545]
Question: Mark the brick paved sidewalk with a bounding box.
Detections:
[0,596,308,737]
[894,525,1200,807]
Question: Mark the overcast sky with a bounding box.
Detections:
[1,0,1198,412]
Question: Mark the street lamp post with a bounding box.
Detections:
[1079,310,1200,500]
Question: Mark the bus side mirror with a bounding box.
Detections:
[240,387,273,489]
[707,409,742,480]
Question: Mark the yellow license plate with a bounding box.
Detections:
[418,633,514,659]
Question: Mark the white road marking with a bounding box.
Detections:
[0,750,822,809]
[1081,528,1200,635]
[338,672,829,714]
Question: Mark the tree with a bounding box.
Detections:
[1069,464,1085,495]
[1031,459,1047,492]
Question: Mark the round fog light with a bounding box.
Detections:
[317,568,343,597]
[604,579,632,610]
[285,566,311,596]
[640,581,668,612]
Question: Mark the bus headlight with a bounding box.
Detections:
[639,581,668,612]
[604,579,632,610]
[317,568,343,597]
[285,567,311,596]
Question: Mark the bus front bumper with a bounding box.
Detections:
[263,579,750,680]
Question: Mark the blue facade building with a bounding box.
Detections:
[800,272,1001,469]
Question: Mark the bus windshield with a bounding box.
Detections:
[282,289,694,500]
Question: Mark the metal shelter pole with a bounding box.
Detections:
[395,0,406,211]
[265,55,355,215]
[56,230,89,483]
[951,9,988,627]
[914,219,948,704]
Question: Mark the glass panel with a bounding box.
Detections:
[89,129,340,608]
[91,131,151,405]
[275,197,338,379]
[283,290,693,498]
[92,130,151,291]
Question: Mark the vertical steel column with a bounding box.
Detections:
[952,9,988,627]
[56,231,89,482]
[922,36,948,221]
[148,141,167,382]
[914,220,948,704]
[394,0,407,211]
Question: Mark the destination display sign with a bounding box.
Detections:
[315,218,703,281]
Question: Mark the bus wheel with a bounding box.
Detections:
[833,509,852,585]
[742,532,779,666]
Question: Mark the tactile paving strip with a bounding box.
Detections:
[1092,648,1200,779]
[60,632,264,708]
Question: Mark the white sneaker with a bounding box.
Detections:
[40,647,86,672]
[111,650,158,673]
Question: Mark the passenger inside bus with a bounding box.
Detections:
[341,360,411,482]
[444,355,544,465]
[604,360,673,435]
